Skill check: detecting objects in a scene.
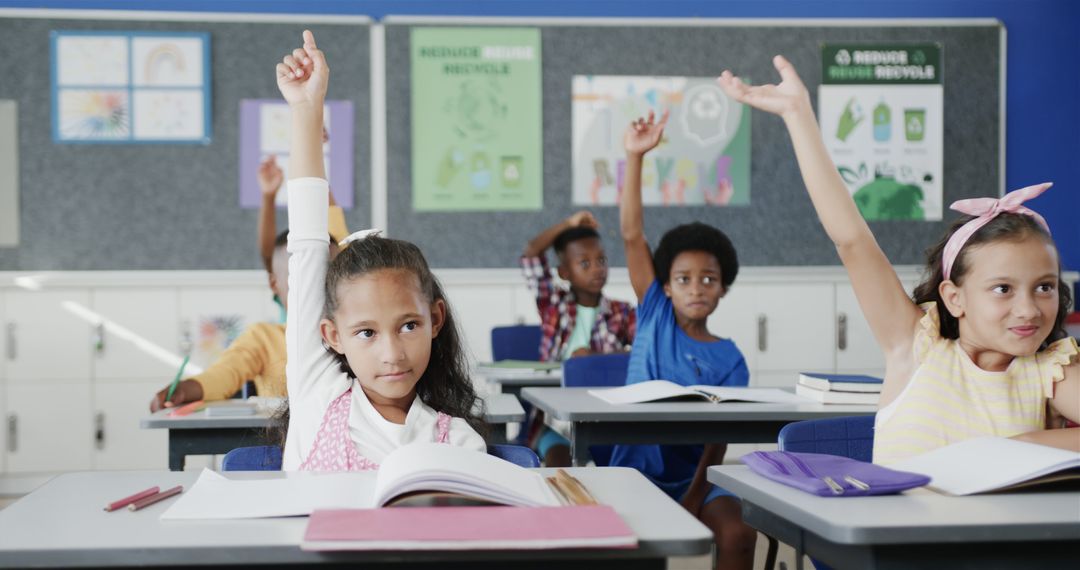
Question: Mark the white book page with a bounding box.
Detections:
[889,437,1080,495]
[161,469,377,519]
[694,386,809,404]
[373,443,559,507]
[587,380,700,404]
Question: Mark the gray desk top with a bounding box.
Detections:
[141,394,525,430]
[521,387,877,422]
[0,468,712,567]
[708,465,1080,545]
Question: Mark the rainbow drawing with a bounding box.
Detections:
[143,43,186,84]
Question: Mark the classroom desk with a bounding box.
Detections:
[0,467,713,569]
[142,395,526,471]
[708,465,1080,570]
[521,387,876,466]
[477,367,562,399]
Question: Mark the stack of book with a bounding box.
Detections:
[795,372,883,405]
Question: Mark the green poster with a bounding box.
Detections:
[411,28,543,211]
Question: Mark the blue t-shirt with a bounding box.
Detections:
[609,280,749,500]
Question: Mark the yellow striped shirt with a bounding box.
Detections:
[873,303,1077,465]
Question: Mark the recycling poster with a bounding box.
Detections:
[410,27,543,212]
[818,44,943,221]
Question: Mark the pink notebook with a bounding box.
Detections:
[302,505,638,551]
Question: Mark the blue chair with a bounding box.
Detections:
[222,445,283,471]
[221,444,541,471]
[777,415,875,462]
[486,444,541,468]
[561,352,631,466]
[762,415,876,570]
[491,324,542,361]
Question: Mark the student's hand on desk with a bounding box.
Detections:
[276,30,329,108]
[716,54,811,121]
[623,109,669,157]
[569,348,595,358]
[150,379,205,413]
[258,156,284,197]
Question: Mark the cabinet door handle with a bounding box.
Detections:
[94,323,106,355]
[180,320,193,356]
[95,412,106,450]
[6,322,15,361]
[838,313,848,351]
[757,315,767,352]
[7,414,16,453]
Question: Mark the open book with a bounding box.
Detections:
[588,380,808,405]
[163,444,576,520]
[889,436,1080,495]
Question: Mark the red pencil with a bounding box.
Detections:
[104,486,159,512]
[127,485,184,511]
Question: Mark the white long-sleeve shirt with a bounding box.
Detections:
[282,178,485,471]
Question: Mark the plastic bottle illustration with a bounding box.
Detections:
[873,99,892,142]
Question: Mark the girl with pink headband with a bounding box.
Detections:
[718,56,1079,464]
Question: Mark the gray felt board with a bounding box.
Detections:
[0,16,370,270]
[0,18,999,270]
[385,22,1001,268]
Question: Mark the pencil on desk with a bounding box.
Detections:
[167,400,206,417]
[104,486,159,512]
[127,485,183,511]
[556,469,598,505]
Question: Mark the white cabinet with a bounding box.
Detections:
[709,283,759,372]
[4,290,93,381]
[834,283,885,372]
[442,284,515,364]
[93,381,167,470]
[92,289,181,381]
[4,382,93,473]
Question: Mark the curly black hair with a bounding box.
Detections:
[912,212,1071,346]
[553,226,601,255]
[652,222,739,288]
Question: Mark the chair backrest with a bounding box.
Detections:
[561,352,630,388]
[486,444,541,468]
[222,445,283,471]
[221,444,541,471]
[776,415,876,463]
[490,324,542,361]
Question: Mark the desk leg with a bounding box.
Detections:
[168,432,186,472]
[570,422,592,467]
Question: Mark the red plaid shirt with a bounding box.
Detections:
[520,255,636,361]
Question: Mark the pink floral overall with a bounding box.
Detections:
[299,388,451,471]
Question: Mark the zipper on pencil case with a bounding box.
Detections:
[754,452,792,475]
[781,452,846,495]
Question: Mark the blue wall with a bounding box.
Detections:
[5,0,1078,270]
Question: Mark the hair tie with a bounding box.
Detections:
[338,228,383,247]
[941,183,1052,281]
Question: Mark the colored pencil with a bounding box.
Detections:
[104,486,159,512]
[127,485,183,511]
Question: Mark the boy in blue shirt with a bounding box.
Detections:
[613,110,755,570]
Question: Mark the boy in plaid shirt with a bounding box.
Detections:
[520,211,636,464]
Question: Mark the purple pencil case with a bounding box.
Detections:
[742,451,930,497]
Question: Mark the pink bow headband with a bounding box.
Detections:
[941,182,1052,281]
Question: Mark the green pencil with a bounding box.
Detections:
[165,354,190,403]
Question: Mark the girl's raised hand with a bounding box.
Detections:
[276,30,329,107]
[716,55,810,120]
[623,109,669,157]
[566,210,599,229]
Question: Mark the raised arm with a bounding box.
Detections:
[717,57,922,361]
[279,30,328,180]
[523,211,598,258]
[621,110,668,302]
[256,156,285,271]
